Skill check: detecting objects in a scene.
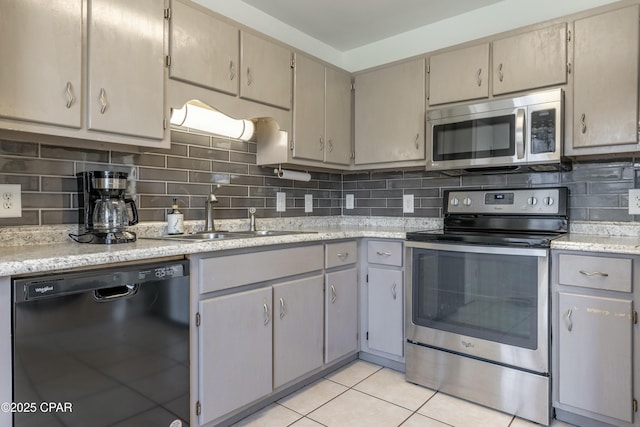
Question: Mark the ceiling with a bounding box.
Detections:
[238,0,503,51]
[193,0,620,72]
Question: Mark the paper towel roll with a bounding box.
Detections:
[274,168,311,182]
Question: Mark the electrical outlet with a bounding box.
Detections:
[629,189,640,214]
[403,194,414,213]
[276,192,286,212]
[345,194,354,210]
[304,194,313,213]
[0,184,22,218]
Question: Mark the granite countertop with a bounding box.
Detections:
[3,218,640,277]
[0,216,440,277]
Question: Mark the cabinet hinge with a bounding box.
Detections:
[164,7,171,19]
[163,118,167,130]
[634,398,638,413]
[567,29,571,42]
[351,82,355,91]
[290,140,294,151]
[291,57,295,69]
[567,62,572,75]
[366,274,368,283]
[165,55,172,67]
[427,63,430,74]
[350,150,355,160]
[196,401,202,416]
[196,312,201,327]
[633,311,638,325]
[366,331,369,340]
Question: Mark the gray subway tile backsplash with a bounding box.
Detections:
[0,130,637,227]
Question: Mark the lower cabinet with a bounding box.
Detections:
[557,292,633,423]
[325,268,358,364]
[367,267,404,356]
[273,275,324,388]
[199,287,273,425]
[552,250,638,426]
[361,239,405,360]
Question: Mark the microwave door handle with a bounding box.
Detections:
[516,108,526,159]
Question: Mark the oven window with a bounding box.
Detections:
[432,115,515,161]
[412,248,538,350]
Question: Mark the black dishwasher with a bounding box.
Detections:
[12,259,190,427]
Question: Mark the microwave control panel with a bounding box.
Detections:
[530,108,556,154]
[445,187,567,215]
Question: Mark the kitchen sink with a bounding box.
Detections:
[145,230,316,242]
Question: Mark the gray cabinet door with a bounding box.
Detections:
[367,267,404,357]
[169,0,239,95]
[492,24,567,95]
[354,58,425,165]
[87,0,165,140]
[0,0,82,128]
[325,67,352,165]
[428,44,489,105]
[292,54,325,162]
[325,268,358,363]
[240,31,292,110]
[558,292,633,423]
[199,288,273,425]
[273,275,324,388]
[571,5,639,151]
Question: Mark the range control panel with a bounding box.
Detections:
[445,187,567,216]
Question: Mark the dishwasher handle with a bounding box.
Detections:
[93,284,139,302]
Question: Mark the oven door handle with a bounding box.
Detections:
[406,241,547,257]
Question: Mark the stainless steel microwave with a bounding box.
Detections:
[427,88,565,173]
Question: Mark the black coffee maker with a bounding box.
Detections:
[75,171,139,244]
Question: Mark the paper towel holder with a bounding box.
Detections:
[274,166,311,182]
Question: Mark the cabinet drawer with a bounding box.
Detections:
[558,254,632,292]
[367,241,403,266]
[200,245,323,293]
[326,241,357,268]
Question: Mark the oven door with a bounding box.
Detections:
[406,241,549,374]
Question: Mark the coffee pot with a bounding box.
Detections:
[75,171,138,244]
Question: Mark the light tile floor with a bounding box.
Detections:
[232,360,575,427]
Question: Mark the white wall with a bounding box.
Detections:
[192,0,619,72]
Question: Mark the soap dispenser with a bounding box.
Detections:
[167,198,184,235]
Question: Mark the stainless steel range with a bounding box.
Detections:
[405,187,568,426]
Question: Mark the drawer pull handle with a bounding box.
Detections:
[246,67,253,86]
[330,285,337,304]
[98,88,108,114]
[263,303,270,325]
[377,251,392,257]
[391,282,397,300]
[579,270,609,277]
[279,297,286,319]
[337,252,349,260]
[477,67,483,86]
[565,308,573,332]
[229,60,236,80]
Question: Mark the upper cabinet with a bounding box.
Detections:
[290,54,352,165]
[0,0,82,128]
[567,5,640,156]
[0,0,169,148]
[87,0,165,140]
[240,31,293,110]
[354,58,425,167]
[492,24,568,95]
[169,0,239,95]
[428,44,489,105]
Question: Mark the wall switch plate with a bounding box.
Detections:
[403,194,414,213]
[276,192,286,212]
[629,189,640,214]
[345,194,354,210]
[0,184,22,218]
[304,194,313,213]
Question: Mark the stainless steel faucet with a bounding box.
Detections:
[249,207,256,231]
[204,185,221,232]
